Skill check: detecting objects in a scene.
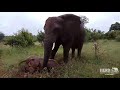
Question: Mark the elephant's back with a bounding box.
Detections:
[59,14,85,45]
[59,14,80,22]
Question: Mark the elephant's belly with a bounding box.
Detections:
[72,38,82,48]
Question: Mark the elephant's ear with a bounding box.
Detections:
[44,17,52,31]
[53,18,64,34]
[44,22,46,31]
[54,17,64,29]
[44,20,48,31]
[53,23,62,34]
[57,17,64,23]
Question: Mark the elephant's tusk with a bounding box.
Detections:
[52,43,55,50]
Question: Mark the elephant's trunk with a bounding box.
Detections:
[43,40,53,68]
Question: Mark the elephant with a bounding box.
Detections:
[43,14,85,69]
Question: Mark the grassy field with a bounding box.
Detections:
[0,40,120,78]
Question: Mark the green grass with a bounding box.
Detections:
[0,40,120,78]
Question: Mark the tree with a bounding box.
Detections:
[80,15,89,24]
[109,22,120,31]
[0,32,5,42]
[37,31,45,44]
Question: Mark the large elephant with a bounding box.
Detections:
[43,14,85,68]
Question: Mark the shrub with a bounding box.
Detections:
[37,31,45,43]
[85,30,91,42]
[105,31,120,40]
[115,35,120,42]
[5,28,34,47]
[85,28,105,42]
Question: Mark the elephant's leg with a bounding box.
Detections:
[77,48,81,58]
[47,67,52,73]
[72,48,75,58]
[50,43,60,59]
[78,43,84,58]
[63,44,71,63]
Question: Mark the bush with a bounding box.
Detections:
[85,28,105,42]
[4,36,15,46]
[115,35,120,42]
[0,32,5,42]
[106,31,116,39]
[84,29,92,42]
[5,28,34,47]
[105,31,120,40]
[37,31,45,43]
[33,35,37,42]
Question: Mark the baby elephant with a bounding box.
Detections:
[19,56,59,74]
[19,56,42,74]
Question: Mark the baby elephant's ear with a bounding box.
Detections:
[30,58,34,61]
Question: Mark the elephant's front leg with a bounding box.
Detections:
[63,44,71,63]
[50,42,61,59]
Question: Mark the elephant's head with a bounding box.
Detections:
[43,17,64,67]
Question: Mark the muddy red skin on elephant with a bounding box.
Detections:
[43,14,85,68]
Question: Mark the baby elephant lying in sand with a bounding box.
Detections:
[19,56,59,74]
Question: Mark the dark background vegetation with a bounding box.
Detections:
[1,18,120,48]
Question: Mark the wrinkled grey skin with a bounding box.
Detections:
[43,14,85,69]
